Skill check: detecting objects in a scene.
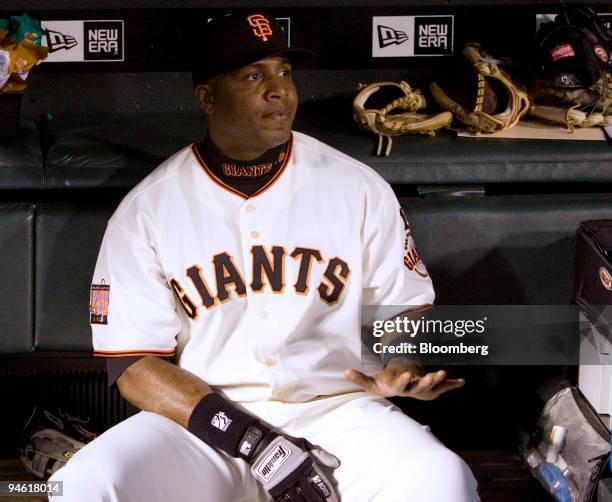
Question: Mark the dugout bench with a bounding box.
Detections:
[0,106,611,502]
[1,109,612,440]
[0,2,610,499]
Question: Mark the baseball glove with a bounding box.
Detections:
[529,76,612,131]
[19,406,96,480]
[529,81,612,130]
[20,427,85,479]
[529,5,612,130]
[353,80,452,156]
[430,42,531,133]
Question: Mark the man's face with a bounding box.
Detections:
[200,56,298,158]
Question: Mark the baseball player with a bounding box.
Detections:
[50,13,479,502]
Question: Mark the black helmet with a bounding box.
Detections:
[537,5,611,88]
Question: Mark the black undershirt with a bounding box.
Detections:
[196,135,290,197]
[106,136,290,386]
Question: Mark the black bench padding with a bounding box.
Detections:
[44,115,206,189]
[35,202,119,351]
[0,203,34,353]
[0,122,43,189]
[338,133,612,185]
[402,193,612,305]
[43,109,612,190]
[28,193,612,351]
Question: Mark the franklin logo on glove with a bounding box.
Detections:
[258,443,291,480]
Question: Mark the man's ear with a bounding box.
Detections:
[195,84,215,115]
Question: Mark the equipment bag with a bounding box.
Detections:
[575,221,612,413]
[525,386,609,502]
[574,220,612,315]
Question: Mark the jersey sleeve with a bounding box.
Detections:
[106,356,143,386]
[90,221,180,358]
[362,184,435,310]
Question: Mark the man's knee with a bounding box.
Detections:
[430,448,478,498]
[382,447,479,501]
[49,446,125,501]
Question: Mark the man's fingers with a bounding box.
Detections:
[311,447,341,468]
[398,371,414,386]
[298,439,341,468]
[406,377,465,399]
[383,369,410,385]
[410,370,446,393]
[344,369,374,391]
[404,371,465,395]
[348,367,464,399]
[406,373,432,393]
[433,378,465,396]
[429,370,448,389]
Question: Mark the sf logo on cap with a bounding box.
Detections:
[247,14,273,42]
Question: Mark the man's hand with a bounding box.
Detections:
[344,362,465,400]
[249,431,340,501]
[188,391,340,501]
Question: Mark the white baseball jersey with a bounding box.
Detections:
[90,131,434,403]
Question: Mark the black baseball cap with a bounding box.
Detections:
[192,12,316,85]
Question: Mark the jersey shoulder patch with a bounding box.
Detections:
[90,281,110,325]
[400,209,428,278]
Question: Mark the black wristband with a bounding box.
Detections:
[187,392,268,459]
[239,425,268,462]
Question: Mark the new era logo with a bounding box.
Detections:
[372,15,453,57]
[211,411,232,431]
[46,30,78,52]
[84,21,123,61]
[377,25,408,48]
[413,16,453,55]
[42,20,125,63]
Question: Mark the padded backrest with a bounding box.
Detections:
[27,192,612,351]
[44,114,206,188]
[0,203,34,352]
[43,112,612,188]
[402,194,612,305]
[0,122,44,189]
[35,201,119,350]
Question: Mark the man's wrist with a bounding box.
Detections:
[239,424,274,463]
[187,392,269,461]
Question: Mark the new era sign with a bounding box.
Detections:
[42,20,124,62]
[414,16,453,55]
[84,21,123,60]
[377,24,408,48]
[372,15,453,57]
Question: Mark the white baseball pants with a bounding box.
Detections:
[50,391,479,501]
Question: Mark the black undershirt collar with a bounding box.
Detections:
[195,136,289,197]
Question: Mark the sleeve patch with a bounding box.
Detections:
[399,208,410,231]
[90,281,110,325]
[400,209,429,278]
